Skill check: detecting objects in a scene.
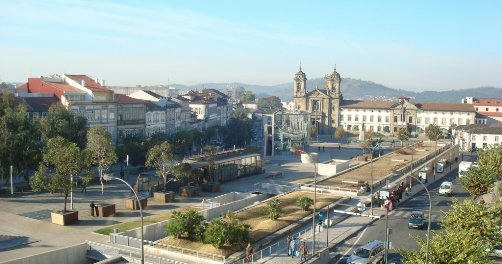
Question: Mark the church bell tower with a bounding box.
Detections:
[293,65,307,111]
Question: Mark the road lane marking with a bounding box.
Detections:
[335,226,368,264]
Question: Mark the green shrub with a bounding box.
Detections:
[264,198,282,220]
[296,196,313,211]
[204,212,250,248]
[166,209,205,240]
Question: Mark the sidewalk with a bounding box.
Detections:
[258,215,376,264]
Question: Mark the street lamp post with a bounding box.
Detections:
[370,155,374,216]
[103,175,144,264]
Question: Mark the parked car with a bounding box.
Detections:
[439,181,453,196]
[347,240,384,264]
[408,211,426,229]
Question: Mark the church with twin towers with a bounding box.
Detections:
[292,66,476,136]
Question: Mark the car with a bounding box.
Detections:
[408,211,426,229]
[438,181,453,196]
[347,240,384,264]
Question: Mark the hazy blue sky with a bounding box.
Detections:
[1,0,501,91]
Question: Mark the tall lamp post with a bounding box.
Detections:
[304,152,319,254]
[385,173,432,264]
[103,174,144,264]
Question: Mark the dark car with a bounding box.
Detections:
[408,211,425,229]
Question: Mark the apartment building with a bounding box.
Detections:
[453,124,502,152]
[115,94,146,141]
[178,89,232,129]
[462,97,502,125]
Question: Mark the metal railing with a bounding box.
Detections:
[87,240,185,264]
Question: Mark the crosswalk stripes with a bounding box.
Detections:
[388,210,441,220]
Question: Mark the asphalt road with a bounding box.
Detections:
[331,167,468,263]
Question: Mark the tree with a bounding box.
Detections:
[460,166,497,197]
[204,211,250,248]
[477,145,502,177]
[173,163,199,186]
[334,127,345,139]
[264,198,282,220]
[87,126,117,195]
[398,127,409,146]
[145,142,180,191]
[202,145,221,181]
[240,91,255,103]
[40,103,87,149]
[0,93,41,187]
[441,200,502,250]
[425,124,441,142]
[166,209,206,241]
[30,137,87,212]
[296,196,313,211]
[222,112,254,148]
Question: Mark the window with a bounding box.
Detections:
[417,117,421,124]
[101,109,108,122]
[497,108,499,112]
[394,116,398,122]
[458,118,463,125]
[153,113,159,123]
[370,115,374,122]
[355,115,359,121]
[385,116,389,122]
[483,136,487,141]
[377,116,381,122]
[466,119,470,125]
[109,111,115,120]
[425,117,430,124]
[160,112,165,122]
[394,127,397,132]
[340,115,344,121]
[347,125,351,130]
[377,126,381,132]
[433,117,438,124]
[450,118,454,125]
[486,108,489,111]
[146,113,152,123]
[495,136,499,142]
[370,125,374,131]
[472,135,476,141]
[409,116,413,123]
[94,109,100,121]
[363,115,366,122]
[347,115,352,121]
[441,118,446,125]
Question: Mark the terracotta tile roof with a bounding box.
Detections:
[473,98,502,106]
[23,96,59,112]
[476,112,502,118]
[115,94,146,104]
[456,124,502,135]
[65,75,112,92]
[20,78,80,99]
[415,102,475,112]
[341,100,395,109]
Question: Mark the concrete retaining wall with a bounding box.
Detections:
[4,243,88,264]
[120,219,170,241]
[207,192,248,205]
[317,159,350,177]
[201,193,268,220]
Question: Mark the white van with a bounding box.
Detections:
[458,161,477,177]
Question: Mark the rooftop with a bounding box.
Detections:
[65,75,112,93]
[455,124,502,135]
[473,98,502,106]
[115,94,146,104]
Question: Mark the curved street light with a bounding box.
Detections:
[385,173,432,264]
[103,174,144,264]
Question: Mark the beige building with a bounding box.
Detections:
[293,68,476,135]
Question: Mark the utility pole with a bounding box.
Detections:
[326,203,329,247]
[384,203,390,264]
[370,156,374,216]
[10,165,14,196]
[312,162,317,254]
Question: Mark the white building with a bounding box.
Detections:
[461,97,502,125]
[453,124,502,152]
[179,89,232,128]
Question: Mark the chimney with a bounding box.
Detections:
[80,80,85,87]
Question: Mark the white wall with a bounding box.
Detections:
[4,243,88,264]
[317,159,350,177]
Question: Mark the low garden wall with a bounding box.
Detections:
[207,192,249,205]
[4,243,88,264]
[201,192,269,220]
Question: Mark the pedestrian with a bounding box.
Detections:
[246,243,253,262]
[338,144,341,150]
[322,146,325,152]
[90,201,95,217]
[287,235,292,256]
[318,146,321,151]
[300,241,308,261]
[289,237,296,258]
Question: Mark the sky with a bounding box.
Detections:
[1,0,501,91]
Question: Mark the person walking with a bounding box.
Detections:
[289,237,296,258]
[94,203,99,217]
[287,235,292,256]
[300,241,308,261]
[246,243,253,262]
[90,201,95,217]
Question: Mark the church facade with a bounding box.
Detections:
[293,67,477,135]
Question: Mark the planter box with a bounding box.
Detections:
[96,203,116,217]
[125,197,148,210]
[153,191,175,203]
[179,186,199,197]
[51,210,78,226]
[202,183,221,193]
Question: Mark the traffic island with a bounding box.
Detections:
[51,210,78,225]
[124,197,148,210]
[153,191,175,203]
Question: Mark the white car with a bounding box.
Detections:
[439,181,453,196]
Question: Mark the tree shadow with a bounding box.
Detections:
[77,219,121,226]
[114,211,152,218]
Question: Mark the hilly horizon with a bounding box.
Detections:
[168,77,502,103]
